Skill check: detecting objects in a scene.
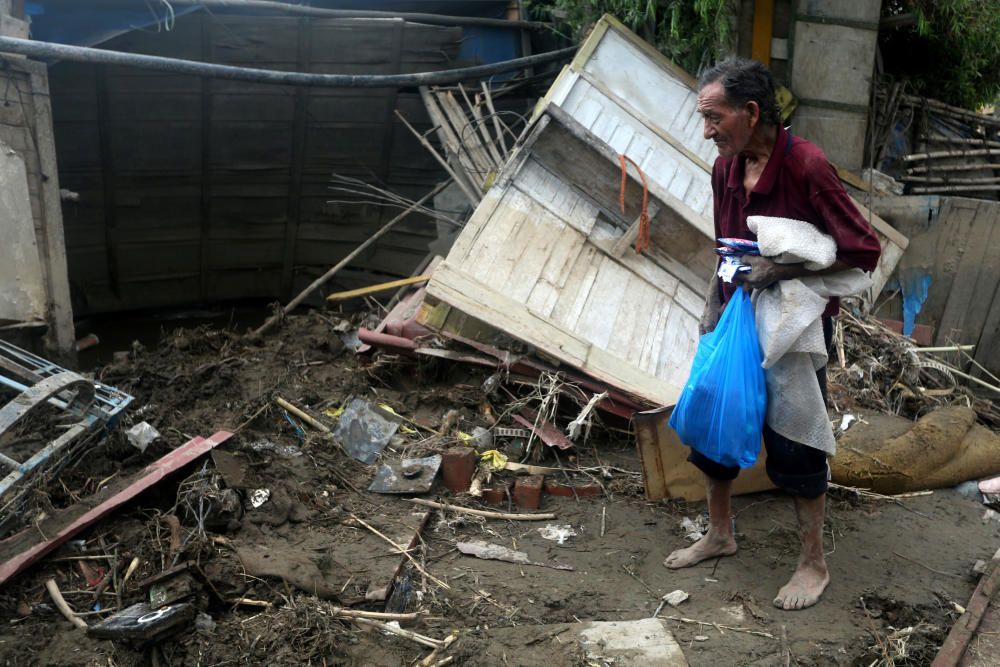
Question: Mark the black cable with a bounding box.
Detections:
[0,36,576,89]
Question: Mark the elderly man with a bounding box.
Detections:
[663,58,881,610]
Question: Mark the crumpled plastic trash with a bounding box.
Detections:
[537,524,577,544]
[126,421,160,452]
[479,449,508,471]
[248,489,271,509]
[680,516,709,542]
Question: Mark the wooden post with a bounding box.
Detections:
[280,16,313,299]
[26,60,76,355]
[750,0,774,66]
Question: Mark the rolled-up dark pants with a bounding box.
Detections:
[686,318,833,498]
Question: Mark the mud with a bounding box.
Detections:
[0,312,998,666]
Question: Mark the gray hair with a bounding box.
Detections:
[698,57,780,127]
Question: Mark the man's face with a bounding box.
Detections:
[696,81,757,158]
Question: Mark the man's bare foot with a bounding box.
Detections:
[663,530,737,569]
[773,560,829,610]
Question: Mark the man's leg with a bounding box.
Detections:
[774,493,829,610]
[665,451,739,568]
[763,425,830,610]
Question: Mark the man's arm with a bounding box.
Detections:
[735,255,853,291]
[699,271,722,334]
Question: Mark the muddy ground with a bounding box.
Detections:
[0,310,997,666]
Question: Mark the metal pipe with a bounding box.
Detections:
[169,0,551,30]
[0,37,575,88]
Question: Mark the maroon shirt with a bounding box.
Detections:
[712,125,882,317]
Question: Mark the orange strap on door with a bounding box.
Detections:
[618,154,650,255]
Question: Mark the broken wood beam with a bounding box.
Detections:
[0,431,233,585]
[253,181,449,337]
[932,546,1000,666]
[406,498,556,521]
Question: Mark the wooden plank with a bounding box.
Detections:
[94,65,120,297]
[960,206,1000,348]
[376,19,405,179]
[447,185,504,262]
[426,262,680,406]
[576,69,712,175]
[462,190,531,286]
[428,261,589,367]
[198,15,214,301]
[606,273,657,360]
[279,17,314,297]
[975,279,1000,374]
[525,231,588,318]
[504,209,562,305]
[573,255,631,349]
[639,292,671,376]
[656,304,699,389]
[937,201,992,345]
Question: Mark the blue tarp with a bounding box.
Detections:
[26,1,520,64]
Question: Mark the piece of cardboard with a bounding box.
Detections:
[635,406,775,501]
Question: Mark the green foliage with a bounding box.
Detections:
[529,0,736,77]
[881,1,1000,109]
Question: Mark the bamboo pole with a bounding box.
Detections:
[462,85,504,166]
[419,87,485,195]
[407,498,556,521]
[904,148,1000,162]
[908,163,1000,174]
[252,180,448,336]
[903,175,1000,184]
[325,275,431,302]
[923,135,1000,149]
[911,184,1000,193]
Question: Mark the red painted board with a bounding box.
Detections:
[0,431,233,586]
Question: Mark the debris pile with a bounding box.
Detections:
[829,308,1000,428]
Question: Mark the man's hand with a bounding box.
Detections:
[735,255,800,291]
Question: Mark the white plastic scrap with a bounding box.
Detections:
[248,489,271,509]
[537,524,577,545]
[680,516,708,542]
[839,414,857,431]
[126,421,161,452]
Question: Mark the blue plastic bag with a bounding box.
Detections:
[668,289,767,468]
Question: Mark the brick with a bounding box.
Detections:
[481,485,508,507]
[440,447,477,493]
[512,475,544,510]
[543,480,603,498]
